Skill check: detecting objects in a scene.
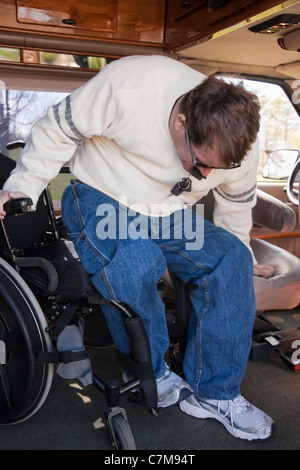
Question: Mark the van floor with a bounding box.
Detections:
[1,326,300,451]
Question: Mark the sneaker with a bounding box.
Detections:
[179,394,275,441]
[122,367,192,408]
[156,368,192,408]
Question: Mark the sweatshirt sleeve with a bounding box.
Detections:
[212,140,259,261]
[3,65,117,206]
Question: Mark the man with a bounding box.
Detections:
[0,55,275,440]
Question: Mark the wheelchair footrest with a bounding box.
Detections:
[41,311,93,387]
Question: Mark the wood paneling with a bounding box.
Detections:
[165,0,284,51]
[0,0,165,46]
[16,0,118,32]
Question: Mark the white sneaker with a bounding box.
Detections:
[122,367,192,408]
[179,394,275,441]
[156,368,192,408]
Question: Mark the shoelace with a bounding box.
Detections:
[217,395,250,428]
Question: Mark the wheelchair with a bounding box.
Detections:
[0,151,189,450]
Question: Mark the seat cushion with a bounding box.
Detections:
[21,239,96,297]
[251,237,300,311]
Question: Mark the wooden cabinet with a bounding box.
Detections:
[168,0,206,22]
[1,0,165,46]
[165,0,207,49]
[0,0,289,51]
[207,0,279,25]
[165,0,284,51]
[16,0,118,33]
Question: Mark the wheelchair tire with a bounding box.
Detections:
[0,257,54,424]
[111,414,136,450]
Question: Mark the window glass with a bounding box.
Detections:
[0,48,114,70]
[0,89,68,157]
[224,77,300,181]
[0,47,20,62]
[39,52,109,69]
[0,89,70,203]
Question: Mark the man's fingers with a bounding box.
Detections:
[254,264,275,278]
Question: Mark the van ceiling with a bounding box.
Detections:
[176,2,300,79]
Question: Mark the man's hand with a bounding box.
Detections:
[0,190,30,219]
[253,264,275,278]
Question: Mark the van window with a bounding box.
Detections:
[0,47,114,70]
[0,89,68,155]
[0,89,70,203]
[222,77,300,181]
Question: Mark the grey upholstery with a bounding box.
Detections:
[254,189,296,233]
[251,237,300,311]
[251,189,300,312]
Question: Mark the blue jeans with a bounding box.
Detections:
[61,182,255,400]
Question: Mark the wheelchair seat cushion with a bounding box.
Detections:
[20,239,97,298]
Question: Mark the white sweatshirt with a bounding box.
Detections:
[3,55,258,253]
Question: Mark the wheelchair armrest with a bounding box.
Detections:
[4,198,33,216]
[15,256,59,292]
[253,189,296,233]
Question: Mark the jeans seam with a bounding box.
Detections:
[101,268,118,301]
[160,245,212,273]
[194,276,209,398]
[82,232,110,265]
[75,232,117,301]
[72,183,110,266]
[72,183,85,229]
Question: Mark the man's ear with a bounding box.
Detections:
[174,113,186,132]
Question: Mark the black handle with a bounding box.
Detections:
[181,1,193,8]
[4,198,33,216]
[62,18,77,25]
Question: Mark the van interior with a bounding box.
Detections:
[0,0,300,451]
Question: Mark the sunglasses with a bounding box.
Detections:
[186,129,241,171]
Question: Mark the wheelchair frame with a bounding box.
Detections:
[0,155,189,449]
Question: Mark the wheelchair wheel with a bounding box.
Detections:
[0,257,54,424]
[111,414,136,450]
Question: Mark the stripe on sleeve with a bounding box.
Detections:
[52,97,85,143]
[64,95,86,141]
[214,183,256,203]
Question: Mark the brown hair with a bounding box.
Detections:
[179,75,260,167]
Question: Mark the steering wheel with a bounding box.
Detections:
[287,159,300,207]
